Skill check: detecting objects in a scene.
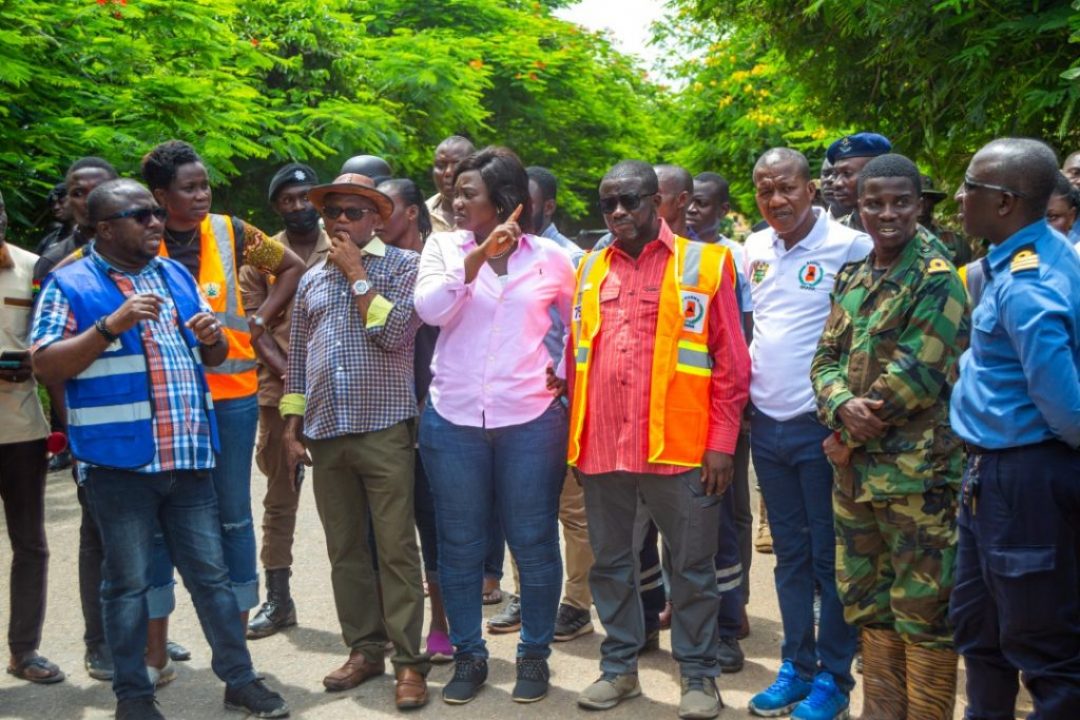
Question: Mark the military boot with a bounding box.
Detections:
[859,627,907,720]
[904,645,957,720]
[247,568,297,639]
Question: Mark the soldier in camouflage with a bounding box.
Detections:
[810,154,968,720]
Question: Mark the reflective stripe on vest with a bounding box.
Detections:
[69,401,153,427]
[675,339,712,377]
[74,354,148,380]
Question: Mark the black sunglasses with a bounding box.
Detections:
[598,191,656,215]
[963,175,1029,199]
[103,207,168,225]
[322,205,378,221]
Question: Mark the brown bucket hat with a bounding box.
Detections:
[308,173,394,221]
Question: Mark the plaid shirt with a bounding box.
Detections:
[285,245,422,439]
[31,250,216,473]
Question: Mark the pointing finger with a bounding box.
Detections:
[508,204,523,223]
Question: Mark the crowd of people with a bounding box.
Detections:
[0,129,1078,720]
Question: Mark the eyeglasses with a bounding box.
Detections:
[963,175,1029,199]
[322,205,378,221]
[103,207,168,225]
[598,192,656,215]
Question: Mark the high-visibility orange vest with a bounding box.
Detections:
[160,214,258,400]
[568,235,733,468]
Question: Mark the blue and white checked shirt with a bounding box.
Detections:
[285,243,422,440]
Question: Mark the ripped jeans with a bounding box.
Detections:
[148,394,260,616]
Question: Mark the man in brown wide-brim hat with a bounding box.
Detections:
[281,172,432,709]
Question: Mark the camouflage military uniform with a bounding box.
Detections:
[810,227,968,648]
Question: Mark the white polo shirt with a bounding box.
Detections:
[744,207,871,421]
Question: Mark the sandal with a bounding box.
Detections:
[481,579,503,606]
[7,653,65,684]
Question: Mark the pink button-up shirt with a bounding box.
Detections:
[414,231,576,429]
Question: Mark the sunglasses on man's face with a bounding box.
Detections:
[597,191,656,215]
[103,207,168,225]
[322,205,378,221]
[962,176,1029,199]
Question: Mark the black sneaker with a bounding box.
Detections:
[85,643,114,681]
[224,678,289,718]
[486,595,521,634]
[442,656,488,705]
[115,696,165,720]
[512,655,550,703]
[717,636,744,673]
[553,603,594,642]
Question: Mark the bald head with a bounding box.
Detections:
[972,138,1059,214]
[655,164,693,196]
[437,135,475,155]
[754,148,812,181]
[601,160,659,195]
[87,179,155,224]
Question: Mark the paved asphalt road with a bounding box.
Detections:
[0,464,1023,719]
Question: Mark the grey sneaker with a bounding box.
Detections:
[486,595,521,634]
[577,672,642,710]
[553,603,594,642]
[679,676,722,719]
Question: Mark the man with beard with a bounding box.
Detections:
[811,154,967,720]
[826,133,892,232]
[240,163,330,640]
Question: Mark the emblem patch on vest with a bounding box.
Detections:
[681,291,708,333]
[749,260,770,285]
[202,281,222,299]
[798,261,824,289]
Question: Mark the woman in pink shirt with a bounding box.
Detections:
[414,146,575,705]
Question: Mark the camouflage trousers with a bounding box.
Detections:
[832,485,958,648]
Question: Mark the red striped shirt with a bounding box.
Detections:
[572,222,749,475]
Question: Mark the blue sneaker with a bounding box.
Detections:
[792,672,850,720]
[748,660,812,717]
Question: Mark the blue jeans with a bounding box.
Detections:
[419,402,566,660]
[84,468,256,701]
[751,408,856,691]
[149,395,260,615]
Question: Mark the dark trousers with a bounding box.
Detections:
[731,431,753,603]
[715,485,744,637]
[950,442,1080,720]
[77,483,106,649]
[0,438,49,655]
[638,520,666,631]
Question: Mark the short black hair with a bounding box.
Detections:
[695,171,730,204]
[141,140,202,192]
[857,153,922,196]
[86,178,150,223]
[378,178,433,239]
[601,160,659,194]
[454,146,532,231]
[526,166,558,203]
[754,148,811,181]
[655,164,693,195]
[66,157,118,181]
[978,138,1060,212]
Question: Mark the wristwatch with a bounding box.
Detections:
[351,279,372,297]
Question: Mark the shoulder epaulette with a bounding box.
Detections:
[927,257,951,274]
[1010,246,1039,274]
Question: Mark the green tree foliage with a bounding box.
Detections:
[1,0,661,242]
[671,0,1080,211]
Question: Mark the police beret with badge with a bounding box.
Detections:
[268,163,319,203]
[826,132,893,164]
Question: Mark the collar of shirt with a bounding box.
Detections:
[987,219,1052,274]
[89,246,161,278]
[853,228,925,291]
[769,207,829,255]
[612,218,676,258]
[273,228,332,269]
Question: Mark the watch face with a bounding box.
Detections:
[352,279,371,296]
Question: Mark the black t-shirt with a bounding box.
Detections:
[33,228,90,283]
[414,323,439,404]
[163,216,247,279]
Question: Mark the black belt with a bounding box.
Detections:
[965,439,1074,456]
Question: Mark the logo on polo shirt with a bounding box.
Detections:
[750,260,770,285]
[798,261,824,289]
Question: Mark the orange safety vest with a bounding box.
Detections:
[159,214,258,400]
[567,235,733,468]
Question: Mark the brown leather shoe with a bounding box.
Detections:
[395,667,428,709]
[323,650,385,692]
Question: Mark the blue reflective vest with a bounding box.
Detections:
[50,257,219,469]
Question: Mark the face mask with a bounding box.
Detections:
[282,207,320,234]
